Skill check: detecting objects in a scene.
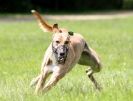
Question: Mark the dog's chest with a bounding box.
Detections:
[47,65,59,72]
[47,64,66,72]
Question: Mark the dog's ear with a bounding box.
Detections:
[52,23,60,33]
[31,10,53,32]
[68,31,74,36]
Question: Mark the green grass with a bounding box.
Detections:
[0,17,133,101]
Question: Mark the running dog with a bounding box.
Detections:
[30,10,102,94]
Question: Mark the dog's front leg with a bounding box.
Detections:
[35,71,50,94]
[30,74,41,87]
[42,71,65,93]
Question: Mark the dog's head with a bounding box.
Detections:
[52,24,74,64]
[31,10,73,64]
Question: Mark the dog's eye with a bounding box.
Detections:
[56,41,60,44]
[64,41,69,44]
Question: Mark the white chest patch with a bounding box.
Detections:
[47,65,59,72]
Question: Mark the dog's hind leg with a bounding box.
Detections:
[78,43,102,90]
[86,68,101,90]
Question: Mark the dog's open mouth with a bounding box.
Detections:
[58,57,65,64]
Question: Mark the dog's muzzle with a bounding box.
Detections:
[52,44,68,64]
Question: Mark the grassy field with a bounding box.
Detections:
[0,17,133,101]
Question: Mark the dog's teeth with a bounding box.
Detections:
[60,58,64,60]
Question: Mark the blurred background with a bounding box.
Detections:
[0,0,133,13]
[0,0,133,101]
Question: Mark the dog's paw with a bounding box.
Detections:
[96,84,102,91]
[30,79,36,87]
[30,78,39,87]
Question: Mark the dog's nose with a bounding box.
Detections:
[60,53,65,56]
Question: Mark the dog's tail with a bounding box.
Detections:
[31,10,53,32]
